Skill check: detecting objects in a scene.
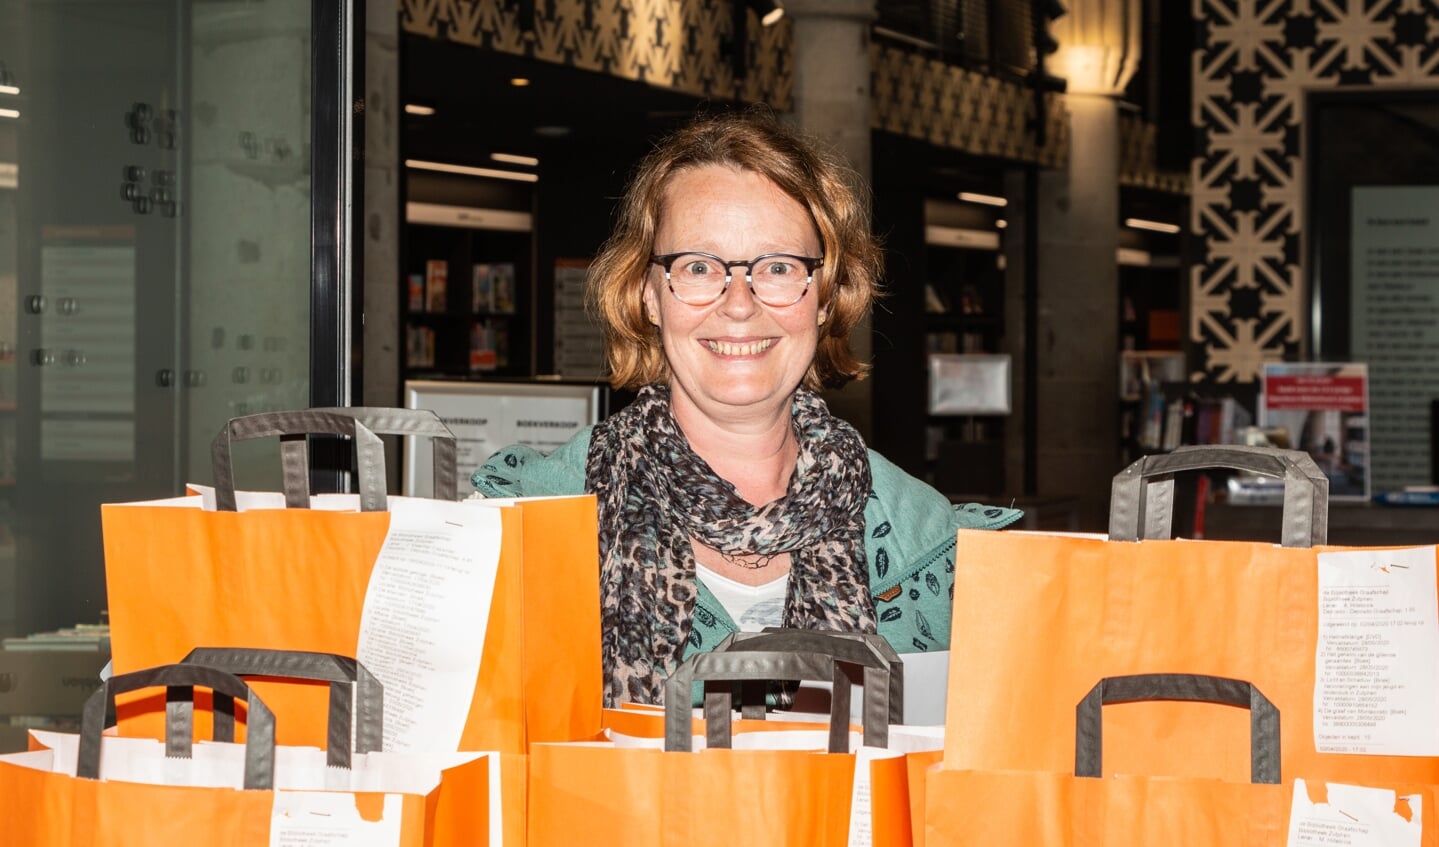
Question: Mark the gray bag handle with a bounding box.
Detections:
[212,410,387,512]
[663,646,892,753]
[180,647,383,769]
[1109,444,1328,547]
[309,407,458,501]
[1075,673,1280,784]
[713,629,904,728]
[79,664,277,790]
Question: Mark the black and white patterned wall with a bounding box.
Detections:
[1191,0,1439,383]
[400,0,794,108]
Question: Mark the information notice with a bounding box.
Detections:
[1313,546,1439,756]
[356,499,502,752]
[1350,187,1439,492]
[270,791,403,846]
[1286,780,1421,847]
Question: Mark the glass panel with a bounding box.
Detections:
[0,0,314,744]
[185,2,313,490]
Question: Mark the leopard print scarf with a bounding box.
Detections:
[585,384,876,706]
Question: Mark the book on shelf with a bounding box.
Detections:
[1191,395,1252,446]
[471,263,493,312]
[406,272,425,311]
[493,319,510,368]
[924,284,948,314]
[424,259,448,312]
[1161,395,1186,452]
[406,324,436,368]
[490,262,516,313]
[469,321,497,372]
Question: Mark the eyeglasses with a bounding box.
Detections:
[649,251,824,307]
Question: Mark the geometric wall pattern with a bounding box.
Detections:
[397,1,1186,219]
[870,41,1069,167]
[1119,115,1190,193]
[1191,0,1439,383]
[399,0,1082,166]
[399,0,794,108]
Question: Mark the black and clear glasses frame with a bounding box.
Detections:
[649,251,825,307]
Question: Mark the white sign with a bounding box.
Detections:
[1350,187,1439,492]
[40,231,138,463]
[1287,780,1421,847]
[403,379,602,499]
[1314,546,1439,756]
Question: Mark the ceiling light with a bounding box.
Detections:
[958,191,1007,207]
[405,104,436,116]
[747,0,784,26]
[405,159,538,183]
[1125,217,1181,234]
[510,78,530,87]
[995,219,1007,229]
[0,108,18,120]
[491,152,539,167]
[0,85,18,96]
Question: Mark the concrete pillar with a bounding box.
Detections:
[363,2,402,485]
[781,0,876,440]
[1034,93,1122,527]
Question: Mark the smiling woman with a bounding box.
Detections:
[470,109,1022,707]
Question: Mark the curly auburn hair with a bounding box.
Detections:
[586,108,884,391]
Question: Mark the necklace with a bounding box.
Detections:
[716,549,782,570]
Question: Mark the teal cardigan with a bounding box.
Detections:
[471,427,1022,657]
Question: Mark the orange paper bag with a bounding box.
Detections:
[0,662,494,847]
[927,673,1433,846]
[530,637,936,847]
[945,445,1439,788]
[101,409,600,755]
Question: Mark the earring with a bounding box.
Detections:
[817,311,827,326]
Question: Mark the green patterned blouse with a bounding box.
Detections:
[471,426,1022,656]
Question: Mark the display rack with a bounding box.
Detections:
[402,215,532,380]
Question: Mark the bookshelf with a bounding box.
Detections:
[402,216,532,380]
[923,238,1008,495]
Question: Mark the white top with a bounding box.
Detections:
[695,562,788,632]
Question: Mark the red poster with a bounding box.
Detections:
[1260,363,1370,500]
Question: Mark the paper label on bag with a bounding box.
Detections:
[356,498,503,752]
[1314,546,1439,755]
[1286,780,1421,846]
[846,746,902,847]
[270,791,402,846]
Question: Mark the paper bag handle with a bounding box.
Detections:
[1109,444,1328,547]
[309,407,459,501]
[663,647,892,752]
[713,629,904,728]
[79,664,276,790]
[212,409,387,512]
[180,647,383,768]
[1074,673,1280,784]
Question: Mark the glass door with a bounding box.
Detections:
[0,0,356,693]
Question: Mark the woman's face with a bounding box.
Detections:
[644,165,824,426]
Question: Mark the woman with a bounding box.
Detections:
[473,110,1020,706]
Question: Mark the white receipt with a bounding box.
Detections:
[1286,780,1421,846]
[847,746,903,847]
[1314,546,1439,755]
[356,498,503,752]
[270,792,402,847]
